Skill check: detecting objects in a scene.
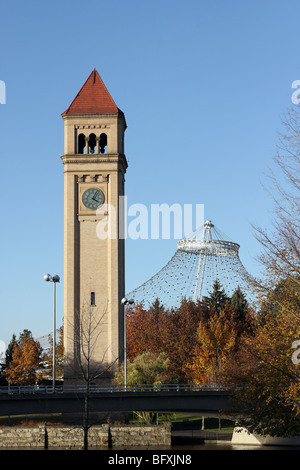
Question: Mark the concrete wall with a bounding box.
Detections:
[0,423,171,449]
[232,427,300,447]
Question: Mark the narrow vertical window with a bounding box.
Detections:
[89,133,96,154]
[99,133,107,153]
[78,133,85,154]
[91,292,95,306]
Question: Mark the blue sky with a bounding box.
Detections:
[0,0,299,347]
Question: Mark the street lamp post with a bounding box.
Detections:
[121,297,134,390]
[44,273,60,391]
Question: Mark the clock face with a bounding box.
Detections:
[82,188,105,210]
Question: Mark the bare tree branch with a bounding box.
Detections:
[64,300,119,449]
[253,107,300,299]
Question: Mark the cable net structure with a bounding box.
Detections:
[127,220,254,309]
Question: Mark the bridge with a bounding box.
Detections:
[0,384,233,418]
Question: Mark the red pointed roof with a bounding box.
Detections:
[62,69,121,115]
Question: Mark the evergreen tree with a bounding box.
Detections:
[230,286,248,322]
[5,334,16,367]
[149,298,165,316]
[230,287,254,336]
[17,329,33,346]
[204,279,229,313]
[0,334,17,383]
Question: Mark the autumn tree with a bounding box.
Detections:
[5,331,44,385]
[126,302,152,359]
[162,298,204,382]
[224,300,300,437]
[125,284,255,385]
[185,306,237,384]
[225,107,300,436]
[185,287,255,384]
[43,325,64,381]
[126,298,203,383]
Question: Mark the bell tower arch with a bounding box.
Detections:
[61,69,127,382]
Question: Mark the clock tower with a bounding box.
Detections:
[61,69,127,382]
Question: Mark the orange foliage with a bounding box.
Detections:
[126,285,255,385]
[43,325,64,380]
[184,302,254,384]
[5,337,44,385]
[126,299,204,382]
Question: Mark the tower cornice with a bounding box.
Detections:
[60,153,128,173]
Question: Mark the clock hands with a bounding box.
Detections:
[82,188,104,209]
[92,190,101,202]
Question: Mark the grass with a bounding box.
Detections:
[0,412,234,433]
[129,412,234,432]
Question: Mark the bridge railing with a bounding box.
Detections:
[0,384,228,395]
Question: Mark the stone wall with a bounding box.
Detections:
[0,423,171,449]
[45,424,108,448]
[0,425,44,448]
[110,423,171,447]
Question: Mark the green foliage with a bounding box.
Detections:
[115,351,170,386]
[4,334,16,368]
[17,329,33,346]
[203,279,230,313]
[114,351,170,424]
